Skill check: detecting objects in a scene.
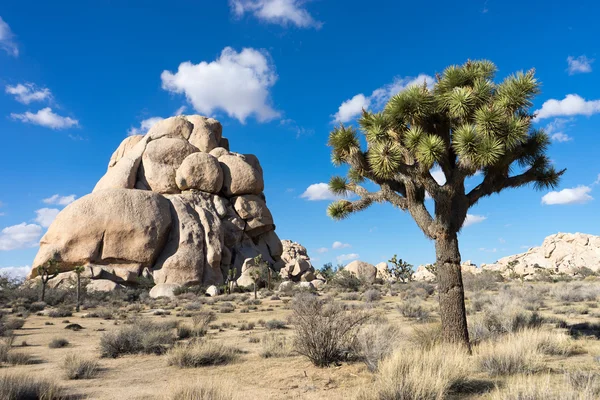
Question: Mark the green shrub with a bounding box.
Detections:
[330,270,362,292]
[167,340,238,368]
[99,320,175,358]
[265,319,286,330]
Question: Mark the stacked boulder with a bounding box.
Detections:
[277,240,325,289]
[28,115,284,297]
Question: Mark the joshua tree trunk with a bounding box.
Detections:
[76,274,81,312]
[253,282,257,300]
[435,231,470,348]
[40,280,46,302]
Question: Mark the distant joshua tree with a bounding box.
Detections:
[249,255,269,300]
[326,60,563,347]
[388,255,414,283]
[73,265,85,312]
[37,255,60,302]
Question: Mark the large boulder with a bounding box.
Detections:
[219,154,264,196]
[30,189,172,277]
[344,261,377,284]
[175,153,223,193]
[140,138,198,194]
[28,115,283,290]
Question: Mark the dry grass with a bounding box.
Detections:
[99,320,175,358]
[167,340,239,368]
[48,337,69,349]
[167,381,234,400]
[260,333,293,358]
[489,373,600,400]
[358,344,470,400]
[353,323,401,371]
[62,353,100,379]
[0,372,63,399]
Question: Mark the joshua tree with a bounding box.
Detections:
[37,255,60,302]
[388,255,414,283]
[73,265,85,312]
[249,255,269,300]
[327,60,563,347]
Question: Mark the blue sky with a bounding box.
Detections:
[1,0,599,277]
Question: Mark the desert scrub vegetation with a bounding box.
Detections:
[168,382,234,400]
[291,293,370,367]
[488,372,600,400]
[260,333,293,358]
[353,323,401,371]
[397,301,431,322]
[48,337,70,349]
[167,340,239,368]
[357,344,470,400]
[62,353,99,379]
[99,319,175,358]
[0,372,63,400]
[0,336,33,365]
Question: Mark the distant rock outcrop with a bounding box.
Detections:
[482,232,600,277]
[28,115,284,295]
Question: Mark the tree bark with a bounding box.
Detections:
[41,279,46,302]
[76,274,81,312]
[435,232,470,349]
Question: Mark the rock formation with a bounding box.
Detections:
[343,260,377,284]
[28,115,284,295]
[482,232,600,277]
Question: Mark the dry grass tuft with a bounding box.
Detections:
[167,340,239,368]
[353,323,401,371]
[168,381,234,400]
[260,333,293,358]
[62,353,100,379]
[0,372,63,399]
[489,373,600,399]
[358,344,470,400]
[99,319,175,358]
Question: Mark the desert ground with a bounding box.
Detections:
[2,272,600,400]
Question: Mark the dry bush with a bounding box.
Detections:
[62,353,99,379]
[0,336,33,365]
[408,323,442,351]
[353,323,401,371]
[0,373,63,399]
[357,345,469,400]
[265,319,286,330]
[397,301,431,322]
[100,320,175,358]
[476,330,544,376]
[552,282,600,302]
[48,306,73,318]
[49,337,69,349]
[489,373,600,400]
[291,293,370,367]
[260,333,293,358]
[362,289,381,302]
[168,382,234,400]
[468,294,543,343]
[0,316,25,336]
[462,270,504,292]
[167,340,239,368]
[178,312,216,339]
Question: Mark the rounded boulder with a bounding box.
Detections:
[175,152,223,193]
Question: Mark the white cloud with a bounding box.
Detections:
[337,253,360,263]
[128,116,164,136]
[498,237,506,244]
[463,214,487,227]
[430,167,446,185]
[34,208,60,228]
[551,132,573,142]
[535,94,600,120]
[300,183,340,201]
[11,107,79,129]
[567,55,593,75]
[0,16,18,56]
[479,247,497,253]
[595,174,600,185]
[161,47,279,124]
[0,266,30,279]
[0,223,42,251]
[230,0,322,28]
[315,247,328,254]
[333,94,370,124]
[5,83,51,104]
[43,194,76,206]
[332,241,351,249]
[174,105,187,116]
[541,185,593,205]
[333,74,435,123]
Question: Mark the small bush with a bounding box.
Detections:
[265,319,286,330]
[408,323,442,351]
[28,301,47,312]
[291,293,370,367]
[48,306,73,318]
[49,337,70,349]
[238,322,255,331]
[62,353,99,379]
[0,317,25,336]
[330,270,363,292]
[340,293,360,301]
[476,330,543,376]
[462,270,503,292]
[0,373,63,400]
[397,301,430,322]
[1,336,33,365]
[65,323,84,331]
[99,320,175,358]
[362,289,381,302]
[167,340,238,368]
[357,345,469,400]
[260,333,293,358]
[218,303,235,314]
[489,373,600,400]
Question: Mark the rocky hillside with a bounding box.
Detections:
[482,232,600,277]
[28,115,288,296]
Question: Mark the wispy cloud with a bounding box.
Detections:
[230,0,322,28]
[34,208,60,228]
[5,83,51,104]
[11,108,79,129]
[463,214,487,227]
[43,194,76,206]
[337,253,360,263]
[0,16,18,56]
[332,241,351,249]
[567,55,593,75]
[0,223,42,251]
